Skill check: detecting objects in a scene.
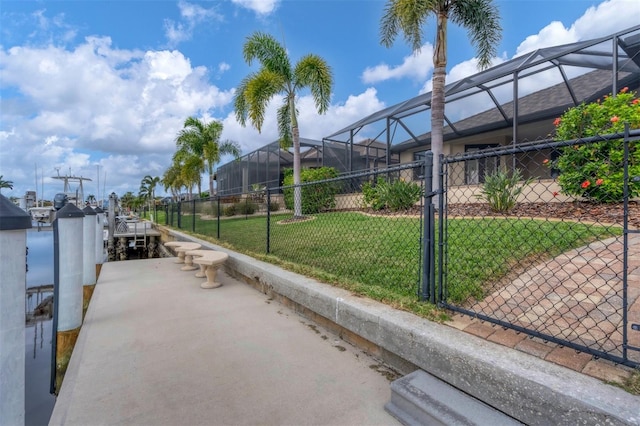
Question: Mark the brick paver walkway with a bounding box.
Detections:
[452,233,640,382]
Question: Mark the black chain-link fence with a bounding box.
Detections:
[164,162,429,300]
[440,129,639,367]
[162,129,639,367]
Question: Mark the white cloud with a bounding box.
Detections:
[164,1,223,47]
[515,0,640,56]
[231,0,280,16]
[218,62,231,73]
[218,88,387,156]
[0,36,234,199]
[362,44,433,84]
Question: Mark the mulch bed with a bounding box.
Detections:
[358,201,639,228]
[446,201,640,228]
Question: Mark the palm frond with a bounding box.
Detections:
[294,54,333,114]
[450,0,501,69]
[234,76,254,126]
[243,32,292,80]
[277,102,293,149]
[380,0,432,52]
[244,68,286,132]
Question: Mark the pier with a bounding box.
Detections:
[49,257,397,425]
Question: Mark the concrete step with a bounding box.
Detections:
[385,370,523,426]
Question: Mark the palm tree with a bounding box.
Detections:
[380,0,501,196]
[120,191,135,212]
[162,163,185,202]
[142,175,160,200]
[140,175,160,212]
[176,117,241,198]
[234,32,333,218]
[0,175,14,193]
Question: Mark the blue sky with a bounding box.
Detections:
[1,0,639,201]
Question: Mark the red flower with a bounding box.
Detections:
[552,191,559,197]
[553,117,561,126]
[621,87,629,93]
[596,179,604,186]
[611,116,619,123]
[633,99,639,105]
[543,159,550,165]
[581,180,591,189]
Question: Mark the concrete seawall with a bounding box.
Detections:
[165,228,640,425]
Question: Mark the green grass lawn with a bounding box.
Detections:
[165,210,619,319]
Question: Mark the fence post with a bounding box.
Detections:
[421,152,436,303]
[438,154,446,302]
[0,195,31,426]
[192,199,196,233]
[177,201,182,229]
[216,196,220,239]
[266,188,271,254]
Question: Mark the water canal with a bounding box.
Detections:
[25,226,56,425]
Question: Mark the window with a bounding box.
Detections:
[413,151,427,180]
[465,144,500,184]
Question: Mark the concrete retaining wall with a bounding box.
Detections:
[162,227,640,425]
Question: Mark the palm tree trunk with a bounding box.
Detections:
[208,164,215,199]
[430,12,448,205]
[291,96,303,218]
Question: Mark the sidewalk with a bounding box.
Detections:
[49,258,399,425]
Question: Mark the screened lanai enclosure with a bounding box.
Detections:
[215,26,640,194]
[215,138,323,195]
[322,25,640,182]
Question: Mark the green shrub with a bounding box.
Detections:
[236,201,257,215]
[283,167,339,214]
[476,169,532,213]
[200,203,220,217]
[223,204,236,216]
[268,201,280,211]
[362,177,423,212]
[550,88,640,203]
[362,177,386,210]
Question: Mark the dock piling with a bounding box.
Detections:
[52,203,84,393]
[0,195,32,426]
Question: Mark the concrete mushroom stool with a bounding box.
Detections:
[174,242,202,271]
[184,249,214,278]
[192,251,229,289]
[164,241,201,265]
[164,241,188,264]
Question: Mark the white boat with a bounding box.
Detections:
[51,173,92,208]
[29,206,56,224]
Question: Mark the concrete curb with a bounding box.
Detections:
[166,228,640,426]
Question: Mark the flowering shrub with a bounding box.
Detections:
[550,88,640,203]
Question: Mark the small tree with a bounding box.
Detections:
[551,88,640,203]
